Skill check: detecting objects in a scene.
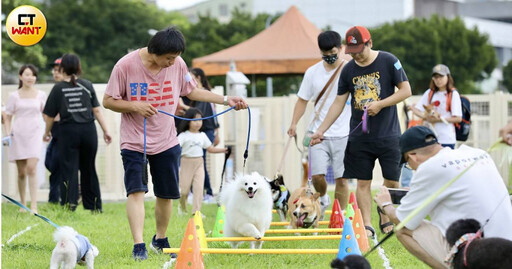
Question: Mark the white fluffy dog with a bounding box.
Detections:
[221,172,273,249]
[50,226,99,269]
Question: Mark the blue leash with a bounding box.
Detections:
[2,194,60,229]
[142,106,252,181]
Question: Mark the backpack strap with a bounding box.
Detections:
[314,61,344,107]
[446,90,452,112]
[428,88,453,112]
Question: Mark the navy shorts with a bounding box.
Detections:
[342,137,401,181]
[121,145,181,199]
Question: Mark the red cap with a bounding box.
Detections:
[51,58,62,67]
[345,26,371,54]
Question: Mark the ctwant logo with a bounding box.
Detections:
[6,5,47,46]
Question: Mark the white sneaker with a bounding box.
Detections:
[320,195,331,221]
[187,193,193,205]
[203,194,216,204]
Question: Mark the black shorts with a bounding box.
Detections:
[342,137,401,181]
[121,145,181,199]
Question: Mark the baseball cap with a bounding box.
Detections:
[345,26,371,54]
[432,64,450,76]
[50,58,62,67]
[399,126,439,164]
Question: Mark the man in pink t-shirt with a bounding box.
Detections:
[103,27,247,261]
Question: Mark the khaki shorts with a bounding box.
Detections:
[412,221,451,268]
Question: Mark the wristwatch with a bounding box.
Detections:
[223,96,229,106]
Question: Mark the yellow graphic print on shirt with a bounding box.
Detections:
[352,72,381,110]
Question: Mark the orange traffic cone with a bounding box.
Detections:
[336,216,361,260]
[348,191,359,210]
[329,198,344,234]
[175,218,205,269]
[352,208,370,252]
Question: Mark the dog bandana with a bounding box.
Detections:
[444,231,482,268]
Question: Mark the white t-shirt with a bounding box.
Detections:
[177,131,212,158]
[396,145,512,239]
[415,89,462,144]
[297,61,351,137]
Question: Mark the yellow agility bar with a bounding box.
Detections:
[163,248,339,254]
[270,221,330,226]
[265,228,342,234]
[272,209,332,214]
[205,235,341,242]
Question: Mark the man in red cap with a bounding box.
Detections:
[311,26,412,238]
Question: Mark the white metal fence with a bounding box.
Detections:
[2,84,511,202]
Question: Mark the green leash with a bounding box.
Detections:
[2,194,60,229]
[365,158,480,256]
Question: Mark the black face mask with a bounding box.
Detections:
[322,54,338,65]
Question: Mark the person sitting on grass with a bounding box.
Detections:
[374,126,512,269]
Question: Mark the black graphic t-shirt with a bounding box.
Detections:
[43,78,100,124]
[338,51,408,141]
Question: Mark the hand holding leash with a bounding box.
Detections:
[365,100,383,116]
[310,131,323,146]
[226,96,248,110]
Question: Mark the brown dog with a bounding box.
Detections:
[287,161,322,230]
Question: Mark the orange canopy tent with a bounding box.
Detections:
[192,6,351,76]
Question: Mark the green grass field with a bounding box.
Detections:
[2,193,429,269]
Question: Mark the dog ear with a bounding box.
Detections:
[446,218,482,246]
[330,258,346,269]
[300,188,308,197]
[274,174,285,185]
[312,192,321,200]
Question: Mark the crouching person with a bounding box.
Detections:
[373,126,512,269]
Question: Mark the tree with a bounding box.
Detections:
[40,0,190,82]
[370,15,497,94]
[503,60,512,93]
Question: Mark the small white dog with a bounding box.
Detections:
[221,172,273,249]
[50,226,99,269]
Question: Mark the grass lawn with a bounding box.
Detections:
[2,191,429,269]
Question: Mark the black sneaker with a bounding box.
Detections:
[132,243,148,261]
[150,235,177,259]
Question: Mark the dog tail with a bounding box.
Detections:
[53,226,78,244]
[91,245,99,257]
[445,219,481,246]
[301,159,308,187]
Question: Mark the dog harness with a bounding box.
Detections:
[444,230,482,268]
[71,234,94,262]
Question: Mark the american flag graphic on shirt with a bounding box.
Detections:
[129,81,174,108]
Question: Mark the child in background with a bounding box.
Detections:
[177,108,226,216]
[412,64,462,149]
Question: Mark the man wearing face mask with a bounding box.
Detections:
[310,26,412,238]
[288,31,351,218]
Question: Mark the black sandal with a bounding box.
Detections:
[377,206,394,234]
[365,226,375,239]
